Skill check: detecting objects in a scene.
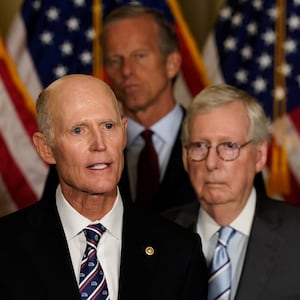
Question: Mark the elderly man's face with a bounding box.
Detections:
[47,77,127,197]
[182,101,267,213]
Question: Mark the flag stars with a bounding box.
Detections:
[285,39,297,54]
[277,63,292,77]
[80,51,92,64]
[66,17,80,31]
[32,0,41,10]
[86,28,95,41]
[288,15,300,30]
[73,0,86,7]
[247,22,257,35]
[252,77,267,93]
[262,30,275,45]
[40,31,53,45]
[267,6,277,20]
[220,6,232,20]
[224,37,236,51]
[60,41,73,55]
[253,0,263,10]
[46,7,60,21]
[241,46,253,59]
[235,69,248,83]
[53,65,68,78]
[232,13,243,26]
[257,53,272,69]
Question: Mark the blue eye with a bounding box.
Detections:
[73,127,81,134]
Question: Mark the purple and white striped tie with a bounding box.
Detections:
[79,223,109,300]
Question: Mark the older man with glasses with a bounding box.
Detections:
[164,84,300,300]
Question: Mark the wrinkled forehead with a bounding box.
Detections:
[47,77,120,121]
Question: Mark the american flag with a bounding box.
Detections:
[3,0,208,214]
[202,0,300,204]
[0,37,48,216]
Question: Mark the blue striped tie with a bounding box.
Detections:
[79,223,109,300]
[208,226,235,300]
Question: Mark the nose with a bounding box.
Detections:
[89,128,106,152]
[205,146,220,170]
[121,57,134,77]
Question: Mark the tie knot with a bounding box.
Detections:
[218,226,235,247]
[141,129,153,143]
[83,223,106,247]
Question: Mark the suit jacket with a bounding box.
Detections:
[163,192,300,299]
[0,194,208,300]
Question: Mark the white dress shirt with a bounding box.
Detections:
[196,188,257,300]
[126,103,183,200]
[56,185,123,300]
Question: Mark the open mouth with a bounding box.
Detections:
[88,163,109,170]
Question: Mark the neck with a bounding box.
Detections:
[201,200,248,226]
[62,188,117,221]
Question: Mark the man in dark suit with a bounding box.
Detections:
[165,84,300,299]
[0,74,207,299]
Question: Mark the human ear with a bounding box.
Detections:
[166,51,181,79]
[182,145,189,173]
[32,132,56,164]
[255,140,268,172]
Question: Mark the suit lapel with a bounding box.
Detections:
[22,198,80,299]
[235,194,285,299]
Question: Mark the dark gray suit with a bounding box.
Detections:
[0,194,208,300]
[164,192,300,299]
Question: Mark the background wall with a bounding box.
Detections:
[0,1,224,50]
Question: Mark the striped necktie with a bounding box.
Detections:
[208,226,235,300]
[79,223,109,300]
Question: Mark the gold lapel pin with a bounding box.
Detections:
[145,246,155,256]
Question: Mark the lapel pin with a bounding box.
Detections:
[145,246,155,256]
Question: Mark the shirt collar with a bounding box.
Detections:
[198,187,256,240]
[56,185,123,241]
[126,103,183,146]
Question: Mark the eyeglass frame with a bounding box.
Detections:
[184,140,253,162]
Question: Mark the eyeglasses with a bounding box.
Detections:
[185,140,252,162]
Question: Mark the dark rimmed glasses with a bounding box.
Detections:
[185,140,253,162]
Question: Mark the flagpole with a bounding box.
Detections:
[92,0,103,79]
[266,0,290,196]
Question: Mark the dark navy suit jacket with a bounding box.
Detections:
[0,194,208,300]
[164,192,300,299]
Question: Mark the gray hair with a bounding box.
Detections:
[101,4,179,60]
[35,88,54,145]
[182,84,271,145]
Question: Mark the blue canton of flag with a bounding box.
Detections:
[22,0,94,88]
[215,0,300,119]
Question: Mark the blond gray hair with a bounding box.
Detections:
[182,84,271,145]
